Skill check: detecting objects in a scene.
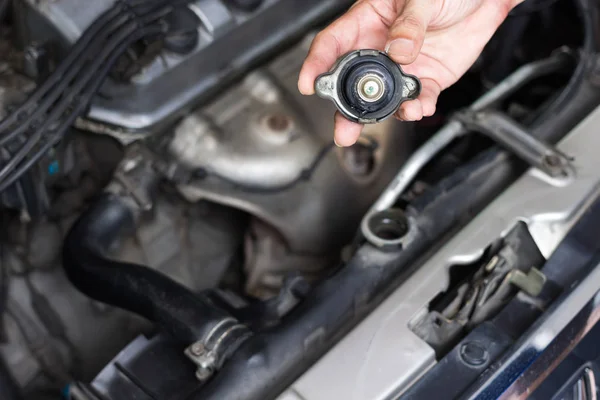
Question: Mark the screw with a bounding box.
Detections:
[544,154,561,168]
[460,342,489,367]
[190,343,205,356]
[196,367,212,381]
[357,74,385,102]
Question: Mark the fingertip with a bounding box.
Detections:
[419,78,442,117]
[334,112,363,147]
[299,30,344,96]
[422,101,436,117]
[398,100,423,121]
[386,38,418,65]
[298,65,316,96]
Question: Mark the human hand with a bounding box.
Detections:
[299,0,524,146]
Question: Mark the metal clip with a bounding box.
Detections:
[184,318,251,382]
[508,267,546,297]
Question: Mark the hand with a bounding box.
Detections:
[298,0,524,146]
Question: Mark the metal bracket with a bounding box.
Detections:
[455,110,573,179]
[508,267,546,297]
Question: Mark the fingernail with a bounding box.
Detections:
[334,137,342,147]
[386,38,415,60]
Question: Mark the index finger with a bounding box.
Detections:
[298,1,393,95]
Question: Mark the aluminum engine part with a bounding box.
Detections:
[169,34,414,296]
[278,105,600,400]
[13,0,354,134]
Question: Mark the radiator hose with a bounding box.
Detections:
[62,194,249,369]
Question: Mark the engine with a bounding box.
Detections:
[0,0,597,399]
[0,0,414,397]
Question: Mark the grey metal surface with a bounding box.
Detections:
[360,51,573,248]
[279,105,600,400]
[169,77,322,188]
[17,0,354,132]
[171,35,413,294]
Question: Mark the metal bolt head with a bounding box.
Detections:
[460,342,489,367]
[190,343,205,356]
[357,74,385,102]
[196,367,212,381]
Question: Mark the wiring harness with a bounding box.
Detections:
[0,0,189,194]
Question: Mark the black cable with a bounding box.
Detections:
[0,22,141,175]
[0,8,169,169]
[0,5,126,133]
[0,0,198,192]
[0,24,166,192]
[0,4,174,146]
[0,0,201,194]
[0,0,177,134]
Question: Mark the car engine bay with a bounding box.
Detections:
[0,0,600,399]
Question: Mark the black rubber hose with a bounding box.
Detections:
[62,194,237,345]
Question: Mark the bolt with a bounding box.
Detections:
[196,367,212,381]
[460,342,489,367]
[190,343,205,356]
[357,74,385,102]
[544,154,561,168]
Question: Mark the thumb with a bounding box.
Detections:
[386,0,434,65]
